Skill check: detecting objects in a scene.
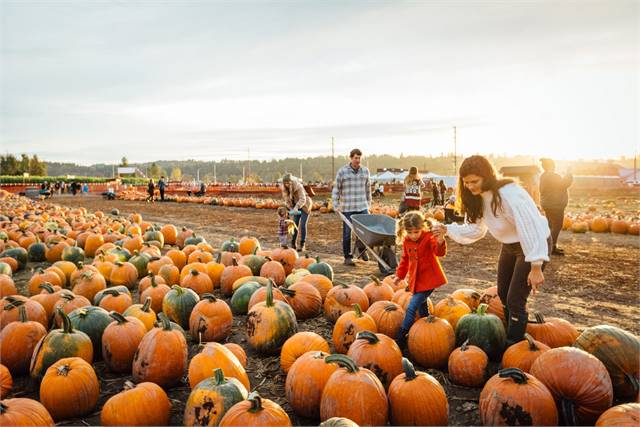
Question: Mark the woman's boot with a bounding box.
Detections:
[395,328,409,350]
[506,312,528,346]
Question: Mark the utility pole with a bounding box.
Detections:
[247,147,251,176]
[213,163,217,184]
[331,137,335,180]
[197,169,200,182]
[300,163,303,180]
[453,126,458,175]
[242,166,245,184]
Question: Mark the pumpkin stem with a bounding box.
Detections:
[247,392,264,413]
[476,303,489,316]
[123,380,136,391]
[0,402,7,414]
[524,334,539,351]
[56,363,71,377]
[110,311,128,324]
[215,252,222,263]
[280,288,295,298]
[369,275,382,285]
[141,297,152,312]
[325,354,359,373]
[534,312,546,324]
[265,280,275,307]
[103,289,121,297]
[60,291,75,301]
[18,305,27,322]
[356,330,380,344]
[38,282,56,294]
[57,308,74,333]
[559,398,578,426]
[201,293,218,302]
[384,303,398,312]
[352,303,363,317]
[212,368,227,385]
[157,312,172,330]
[171,284,184,294]
[232,258,239,267]
[190,269,199,276]
[402,357,418,381]
[498,368,528,384]
[625,373,639,397]
[461,339,470,351]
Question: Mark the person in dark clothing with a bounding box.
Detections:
[70,181,78,196]
[539,158,573,256]
[158,176,166,201]
[438,180,447,205]
[430,180,439,207]
[146,179,155,203]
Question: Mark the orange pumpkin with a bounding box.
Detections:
[180,269,214,296]
[260,259,286,286]
[219,392,291,426]
[0,305,47,375]
[434,296,471,329]
[189,294,233,343]
[98,289,133,314]
[282,281,322,320]
[0,363,12,398]
[100,381,171,426]
[332,303,378,354]
[450,288,482,311]
[595,403,640,426]
[223,343,247,368]
[280,332,330,374]
[285,351,338,419]
[347,331,403,390]
[526,312,579,348]
[0,397,55,426]
[448,339,488,387]
[238,236,261,256]
[188,342,250,390]
[501,333,550,373]
[408,315,455,369]
[362,276,394,303]
[323,284,369,323]
[221,259,253,297]
[300,274,333,301]
[366,300,405,338]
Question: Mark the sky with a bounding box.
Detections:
[1,0,638,165]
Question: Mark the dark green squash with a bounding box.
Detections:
[455,303,506,361]
[230,281,262,315]
[307,257,334,281]
[246,281,297,354]
[128,251,150,278]
[143,230,165,247]
[162,285,199,329]
[27,240,47,262]
[0,247,28,270]
[68,306,113,358]
[61,245,85,267]
[29,308,94,381]
[107,246,131,262]
[574,325,640,400]
[221,238,240,253]
[184,233,205,246]
[241,255,267,276]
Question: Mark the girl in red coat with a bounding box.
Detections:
[394,211,448,347]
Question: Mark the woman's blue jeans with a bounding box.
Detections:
[400,289,434,333]
[291,210,309,247]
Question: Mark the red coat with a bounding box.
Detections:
[396,231,447,293]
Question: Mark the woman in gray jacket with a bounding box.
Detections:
[282,174,313,252]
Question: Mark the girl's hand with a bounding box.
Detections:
[528,265,545,295]
[393,275,401,285]
[432,226,447,243]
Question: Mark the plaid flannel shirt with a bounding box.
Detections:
[278,217,288,236]
[331,164,371,212]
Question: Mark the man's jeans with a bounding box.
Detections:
[342,209,368,259]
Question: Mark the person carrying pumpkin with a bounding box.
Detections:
[281,173,312,252]
[394,211,448,348]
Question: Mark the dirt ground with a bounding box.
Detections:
[10,194,640,426]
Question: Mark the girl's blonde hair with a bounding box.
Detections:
[404,166,422,186]
[396,211,432,243]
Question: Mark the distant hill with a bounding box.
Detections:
[37,154,637,182]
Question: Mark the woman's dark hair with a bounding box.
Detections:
[456,155,513,223]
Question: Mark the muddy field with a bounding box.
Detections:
[10,194,640,426]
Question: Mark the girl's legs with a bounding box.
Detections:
[396,290,433,346]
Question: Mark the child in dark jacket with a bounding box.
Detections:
[394,211,448,347]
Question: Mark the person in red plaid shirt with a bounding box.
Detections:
[332,148,372,266]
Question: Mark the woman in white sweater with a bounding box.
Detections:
[440,155,551,346]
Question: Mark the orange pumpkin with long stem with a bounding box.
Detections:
[1,297,48,330]
[122,297,157,331]
[388,358,449,426]
[39,357,99,421]
[189,293,233,343]
[362,276,394,303]
[448,339,489,387]
[219,392,292,426]
[502,333,550,373]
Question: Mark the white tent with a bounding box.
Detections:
[375,171,397,183]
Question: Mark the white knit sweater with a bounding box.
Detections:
[445,183,551,264]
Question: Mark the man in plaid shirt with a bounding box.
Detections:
[332,148,372,266]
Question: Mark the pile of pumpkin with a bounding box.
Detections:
[563,213,640,235]
[0,189,639,426]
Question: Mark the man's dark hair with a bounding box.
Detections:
[350,148,362,158]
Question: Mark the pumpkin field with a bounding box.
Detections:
[1,190,638,426]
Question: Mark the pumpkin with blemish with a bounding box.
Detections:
[101,381,171,426]
[30,309,93,381]
[332,303,377,354]
[246,281,297,354]
[68,306,112,357]
[0,398,55,426]
[366,300,405,338]
[451,288,482,311]
[0,305,47,375]
[102,312,147,373]
[162,285,200,329]
[183,368,248,427]
[448,339,488,387]
[188,342,250,389]
[479,368,558,426]
[285,351,338,419]
[346,330,402,390]
[281,281,322,320]
[189,294,232,343]
[132,313,188,388]
[323,284,369,323]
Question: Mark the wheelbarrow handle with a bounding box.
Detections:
[334,211,392,272]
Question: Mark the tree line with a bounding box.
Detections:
[0,154,47,176]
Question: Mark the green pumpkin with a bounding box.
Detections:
[221,238,239,253]
[184,233,205,246]
[61,245,85,267]
[162,285,200,329]
[455,303,506,361]
[111,208,120,216]
[0,231,8,242]
[0,247,28,270]
[129,252,150,278]
[284,269,311,287]
[230,282,262,315]
[184,368,248,426]
[27,241,47,262]
[0,262,12,277]
[574,325,640,400]
[241,255,267,276]
[94,286,132,305]
[143,230,165,247]
[307,257,334,281]
[246,281,297,354]
[30,308,94,381]
[107,247,131,262]
[68,306,113,358]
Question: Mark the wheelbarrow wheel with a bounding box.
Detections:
[378,246,397,275]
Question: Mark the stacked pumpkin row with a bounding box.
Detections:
[563,214,640,235]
